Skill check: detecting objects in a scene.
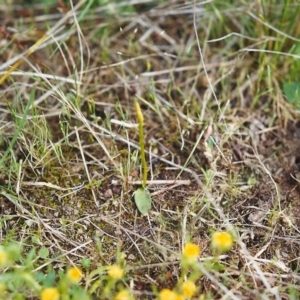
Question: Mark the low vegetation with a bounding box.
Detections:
[0,0,299,299]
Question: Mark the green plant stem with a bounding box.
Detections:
[135,100,147,188]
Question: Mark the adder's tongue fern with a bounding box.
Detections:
[134,99,147,188]
[133,99,152,215]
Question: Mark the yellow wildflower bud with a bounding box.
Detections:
[158,289,177,300]
[114,290,132,300]
[181,280,196,298]
[108,265,124,280]
[211,231,233,253]
[40,287,60,300]
[67,267,83,284]
[183,243,200,261]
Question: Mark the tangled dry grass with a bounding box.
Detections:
[0,1,300,299]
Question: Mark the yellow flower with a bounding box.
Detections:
[114,290,132,300]
[67,267,83,284]
[40,287,60,300]
[211,231,233,253]
[0,247,9,267]
[183,243,200,261]
[181,280,196,298]
[158,289,177,300]
[108,265,124,280]
[175,294,184,300]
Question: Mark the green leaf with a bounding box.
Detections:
[38,246,49,259]
[31,235,42,245]
[210,262,226,272]
[283,81,300,109]
[134,187,151,215]
[81,258,91,268]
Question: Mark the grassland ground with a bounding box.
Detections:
[0,1,300,299]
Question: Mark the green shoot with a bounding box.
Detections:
[134,99,151,215]
[134,99,147,188]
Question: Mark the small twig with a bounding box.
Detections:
[16,159,23,196]
[21,181,84,191]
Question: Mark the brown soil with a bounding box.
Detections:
[0,2,300,299]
